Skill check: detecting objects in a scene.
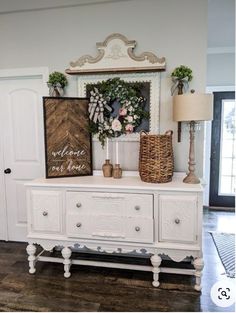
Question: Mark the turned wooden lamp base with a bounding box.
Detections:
[183,172,200,184]
[183,121,200,184]
[173,92,213,185]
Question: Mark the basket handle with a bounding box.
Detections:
[140,130,148,136]
[165,130,173,136]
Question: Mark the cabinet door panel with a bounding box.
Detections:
[159,194,197,243]
[31,190,62,233]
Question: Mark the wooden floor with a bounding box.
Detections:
[0,208,235,312]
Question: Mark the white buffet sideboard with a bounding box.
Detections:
[25,174,204,290]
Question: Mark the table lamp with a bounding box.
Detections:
[173,91,213,184]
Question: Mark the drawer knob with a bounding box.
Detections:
[135,226,140,232]
[175,218,180,224]
[76,203,82,208]
[76,222,82,228]
[42,211,48,216]
[134,205,140,211]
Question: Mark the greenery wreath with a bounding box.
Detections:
[87,77,149,146]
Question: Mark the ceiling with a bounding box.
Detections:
[0,0,235,49]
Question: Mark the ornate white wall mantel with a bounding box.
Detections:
[26,174,204,291]
[66,33,166,74]
[66,33,166,137]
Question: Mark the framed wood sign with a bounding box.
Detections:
[43,97,92,178]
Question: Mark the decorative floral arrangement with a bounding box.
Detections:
[171,65,193,95]
[87,77,148,146]
[47,71,68,97]
[48,71,68,88]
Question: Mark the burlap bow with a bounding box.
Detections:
[171,77,189,95]
[47,82,64,96]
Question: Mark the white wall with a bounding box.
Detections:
[0,0,113,13]
[0,0,208,175]
[207,53,235,86]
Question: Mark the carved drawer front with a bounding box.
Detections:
[66,191,153,218]
[66,214,153,243]
[30,190,62,233]
[159,194,198,244]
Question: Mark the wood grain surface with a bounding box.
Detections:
[0,210,234,312]
[43,97,92,178]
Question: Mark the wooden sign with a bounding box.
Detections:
[43,97,92,178]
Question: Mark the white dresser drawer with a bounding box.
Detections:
[30,190,62,233]
[159,194,198,244]
[66,214,154,243]
[66,191,153,218]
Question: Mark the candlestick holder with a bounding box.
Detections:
[113,164,122,179]
[102,159,113,177]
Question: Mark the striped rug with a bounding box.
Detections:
[210,232,235,278]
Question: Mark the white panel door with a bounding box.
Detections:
[0,69,48,241]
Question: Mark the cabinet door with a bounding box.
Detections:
[159,194,198,244]
[30,190,62,234]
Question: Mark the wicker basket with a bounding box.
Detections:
[139,130,174,183]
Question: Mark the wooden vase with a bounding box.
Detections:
[48,84,64,97]
[177,80,184,95]
[113,164,122,179]
[102,159,113,177]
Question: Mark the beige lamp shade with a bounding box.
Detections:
[173,93,213,122]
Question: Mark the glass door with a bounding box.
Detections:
[210,91,235,207]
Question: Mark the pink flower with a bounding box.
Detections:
[119,108,127,116]
[125,124,134,133]
[111,119,122,132]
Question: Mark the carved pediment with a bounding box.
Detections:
[66,33,166,74]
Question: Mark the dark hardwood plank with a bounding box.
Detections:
[0,209,235,312]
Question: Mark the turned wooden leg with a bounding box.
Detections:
[26,244,36,274]
[150,254,162,287]
[193,257,204,291]
[62,247,72,278]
